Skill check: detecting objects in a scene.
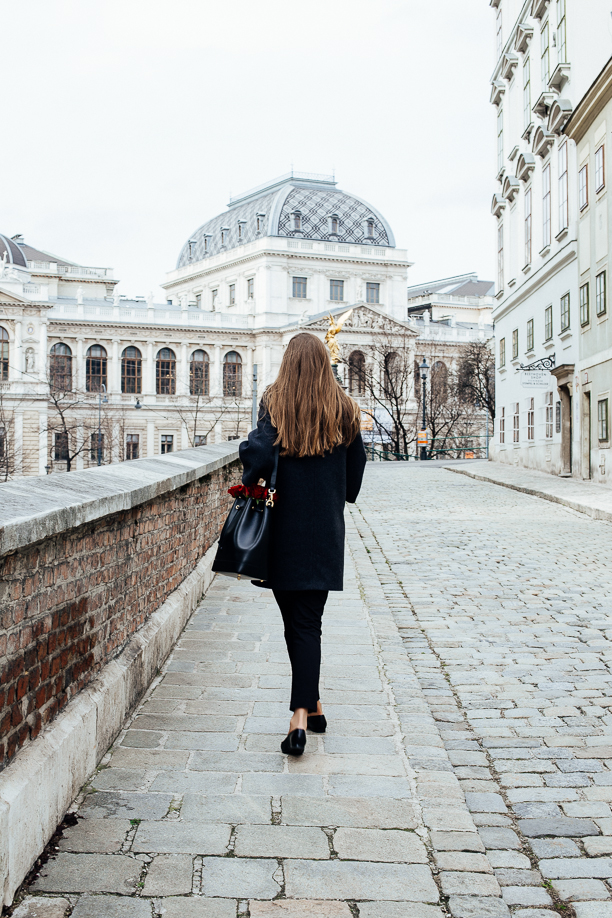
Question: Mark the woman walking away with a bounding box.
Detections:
[239,333,367,757]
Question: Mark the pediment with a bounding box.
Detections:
[491,194,506,218]
[0,287,34,306]
[532,125,555,158]
[501,53,519,81]
[531,0,549,20]
[516,152,536,182]
[303,304,416,335]
[548,98,573,135]
[515,23,534,54]
[502,175,520,203]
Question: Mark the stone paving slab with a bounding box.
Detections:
[354,464,612,915]
[22,463,612,915]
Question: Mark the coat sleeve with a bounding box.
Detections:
[346,432,367,503]
[239,405,277,486]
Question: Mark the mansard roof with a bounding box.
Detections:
[176,173,396,267]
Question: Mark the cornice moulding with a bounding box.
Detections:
[531,0,550,21]
[548,98,573,135]
[490,81,506,106]
[517,152,536,182]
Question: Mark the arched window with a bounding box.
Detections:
[50,343,72,391]
[0,327,9,381]
[366,218,375,238]
[432,360,448,401]
[383,352,400,397]
[86,344,107,392]
[122,346,142,394]
[156,348,176,395]
[223,351,242,397]
[348,350,366,396]
[293,212,302,231]
[190,349,210,396]
[330,215,339,235]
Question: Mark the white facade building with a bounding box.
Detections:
[0,172,491,477]
[490,0,612,476]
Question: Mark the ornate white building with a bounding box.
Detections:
[0,172,492,477]
[490,0,612,477]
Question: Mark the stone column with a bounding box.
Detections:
[552,364,575,478]
[146,342,155,397]
[12,321,22,384]
[39,321,47,384]
[213,344,222,398]
[180,343,189,397]
[111,339,120,394]
[76,337,85,391]
[147,419,156,456]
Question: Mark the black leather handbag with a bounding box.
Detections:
[212,446,279,581]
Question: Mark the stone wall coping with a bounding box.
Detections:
[0,443,240,556]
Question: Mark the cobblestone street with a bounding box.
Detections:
[18,465,612,918]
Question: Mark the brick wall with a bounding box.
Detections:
[0,458,240,770]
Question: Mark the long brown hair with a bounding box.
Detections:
[264,333,361,457]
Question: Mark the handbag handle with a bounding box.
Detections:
[265,445,280,508]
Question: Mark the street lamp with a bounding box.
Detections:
[419,358,429,461]
[97,384,108,466]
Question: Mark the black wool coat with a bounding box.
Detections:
[239,410,367,592]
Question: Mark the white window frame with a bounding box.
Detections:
[579,164,588,211]
[557,0,567,64]
[558,141,569,232]
[541,20,550,86]
[525,186,532,266]
[523,57,531,130]
[542,162,552,248]
[596,145,605,193]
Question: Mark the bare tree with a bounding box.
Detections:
[344,330,418,456]
[456,338,496,422]
[0,384,18,481]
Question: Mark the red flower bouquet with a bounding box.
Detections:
[228,483,277,505]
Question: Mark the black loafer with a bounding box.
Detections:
[307,714,327,734]
[281,728,306,756]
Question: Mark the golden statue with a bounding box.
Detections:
[324,309,353,364]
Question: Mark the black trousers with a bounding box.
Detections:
[273,589,329,713]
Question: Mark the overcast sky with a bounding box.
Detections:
[1,0,496,299]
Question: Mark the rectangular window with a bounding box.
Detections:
[556,400,562,433]
[523,58,531,130]
[513,402,520,443]
[557,0,567,64]
[496,8,503,57]
[546,392,554,438]
[366,282,380,304]
[512,328,519,360]
[596,271,607,317]
[559,142,569,231]
[247,277,254,299]
[195,293,201,309]
[525,187,532,266]
[292,276,307,298]
[330,279,344,301]
[194,434,207,446]
[528,398,535,440]
[579,164,589,211]
[499,407,505,444]
[527,318,534,351]
[541,21,550,85]
[580,283,590,326]
[545,304,553,340]
[126,433,139,460]
[161,435,174,454]
[90,432,104,462]
[596,146,605,192]
[598,398,609,441]
[498,221,504,290]
[542,163,551,248]
[497,108,504,173]
[229,284,236,306]
[54,432,69,462]
[560,293,570,331]
[499,337,506,368]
